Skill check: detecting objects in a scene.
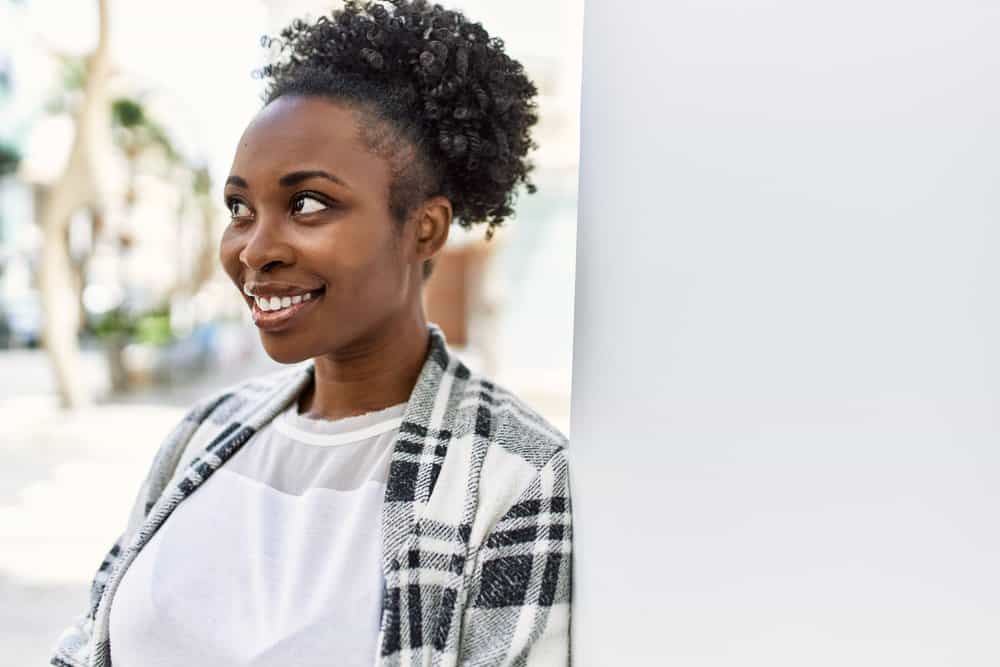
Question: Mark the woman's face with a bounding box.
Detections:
[220,95,423,364]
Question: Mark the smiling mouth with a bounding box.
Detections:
[247,287,326,332]
[246,287,325,312]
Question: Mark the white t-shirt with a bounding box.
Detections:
[109,397,408,667]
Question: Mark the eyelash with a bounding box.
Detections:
[225,197,251,220]
[291,192,335,215]
[224,193,336,223]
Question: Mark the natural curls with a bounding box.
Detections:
[256,0,539,241]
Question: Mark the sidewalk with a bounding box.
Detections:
[0,397,184,663]
[0,341,282,664]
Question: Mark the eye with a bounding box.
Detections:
[291,193,329,215]
[226,198,252,219]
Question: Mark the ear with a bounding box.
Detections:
[411,195,452,262]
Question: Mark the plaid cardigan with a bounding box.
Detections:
[50,323,572,667]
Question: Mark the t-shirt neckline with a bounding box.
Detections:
[273,399,408,447]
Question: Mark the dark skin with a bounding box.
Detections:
[219,95,452,421]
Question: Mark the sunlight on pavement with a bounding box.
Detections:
[0,399,184,585]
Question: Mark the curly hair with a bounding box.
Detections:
[255,0,539,278]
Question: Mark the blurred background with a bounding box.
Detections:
[0,0,581,661]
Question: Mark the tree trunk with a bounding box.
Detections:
[39,201,90,407]
[37,0,111,410]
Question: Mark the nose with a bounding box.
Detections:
[238,215,294,273]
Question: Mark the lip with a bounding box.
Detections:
[243,281,324,299]
[250,290,323,332]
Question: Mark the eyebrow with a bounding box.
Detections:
[224,171,350,190]
[279,170,349,189]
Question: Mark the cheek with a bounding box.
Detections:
[367,226,409,278]
[329,229,408,298]
[322,218,401,272]
[218,232,239,274]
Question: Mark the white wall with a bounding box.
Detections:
[570,0,1000,664]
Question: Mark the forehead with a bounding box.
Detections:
[230,96,389,188]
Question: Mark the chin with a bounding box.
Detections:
[258,338,314,366]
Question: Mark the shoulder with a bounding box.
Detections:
[459,366,568,468]
[187,363,306,427]
[165,364,307,467]
[453,366,570,546]
[123,365,300,514]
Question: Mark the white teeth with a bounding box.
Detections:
[253,291,319,312]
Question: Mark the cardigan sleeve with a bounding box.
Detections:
[48,391,230,667]
[458,448,573,666]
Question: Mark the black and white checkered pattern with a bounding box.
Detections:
[50,322,572,667]
[462,451,572,661]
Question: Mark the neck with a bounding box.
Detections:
[298,313,430,421]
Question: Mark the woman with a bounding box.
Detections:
[49,2,572,666]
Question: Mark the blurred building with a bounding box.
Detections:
[0,10,41,344]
